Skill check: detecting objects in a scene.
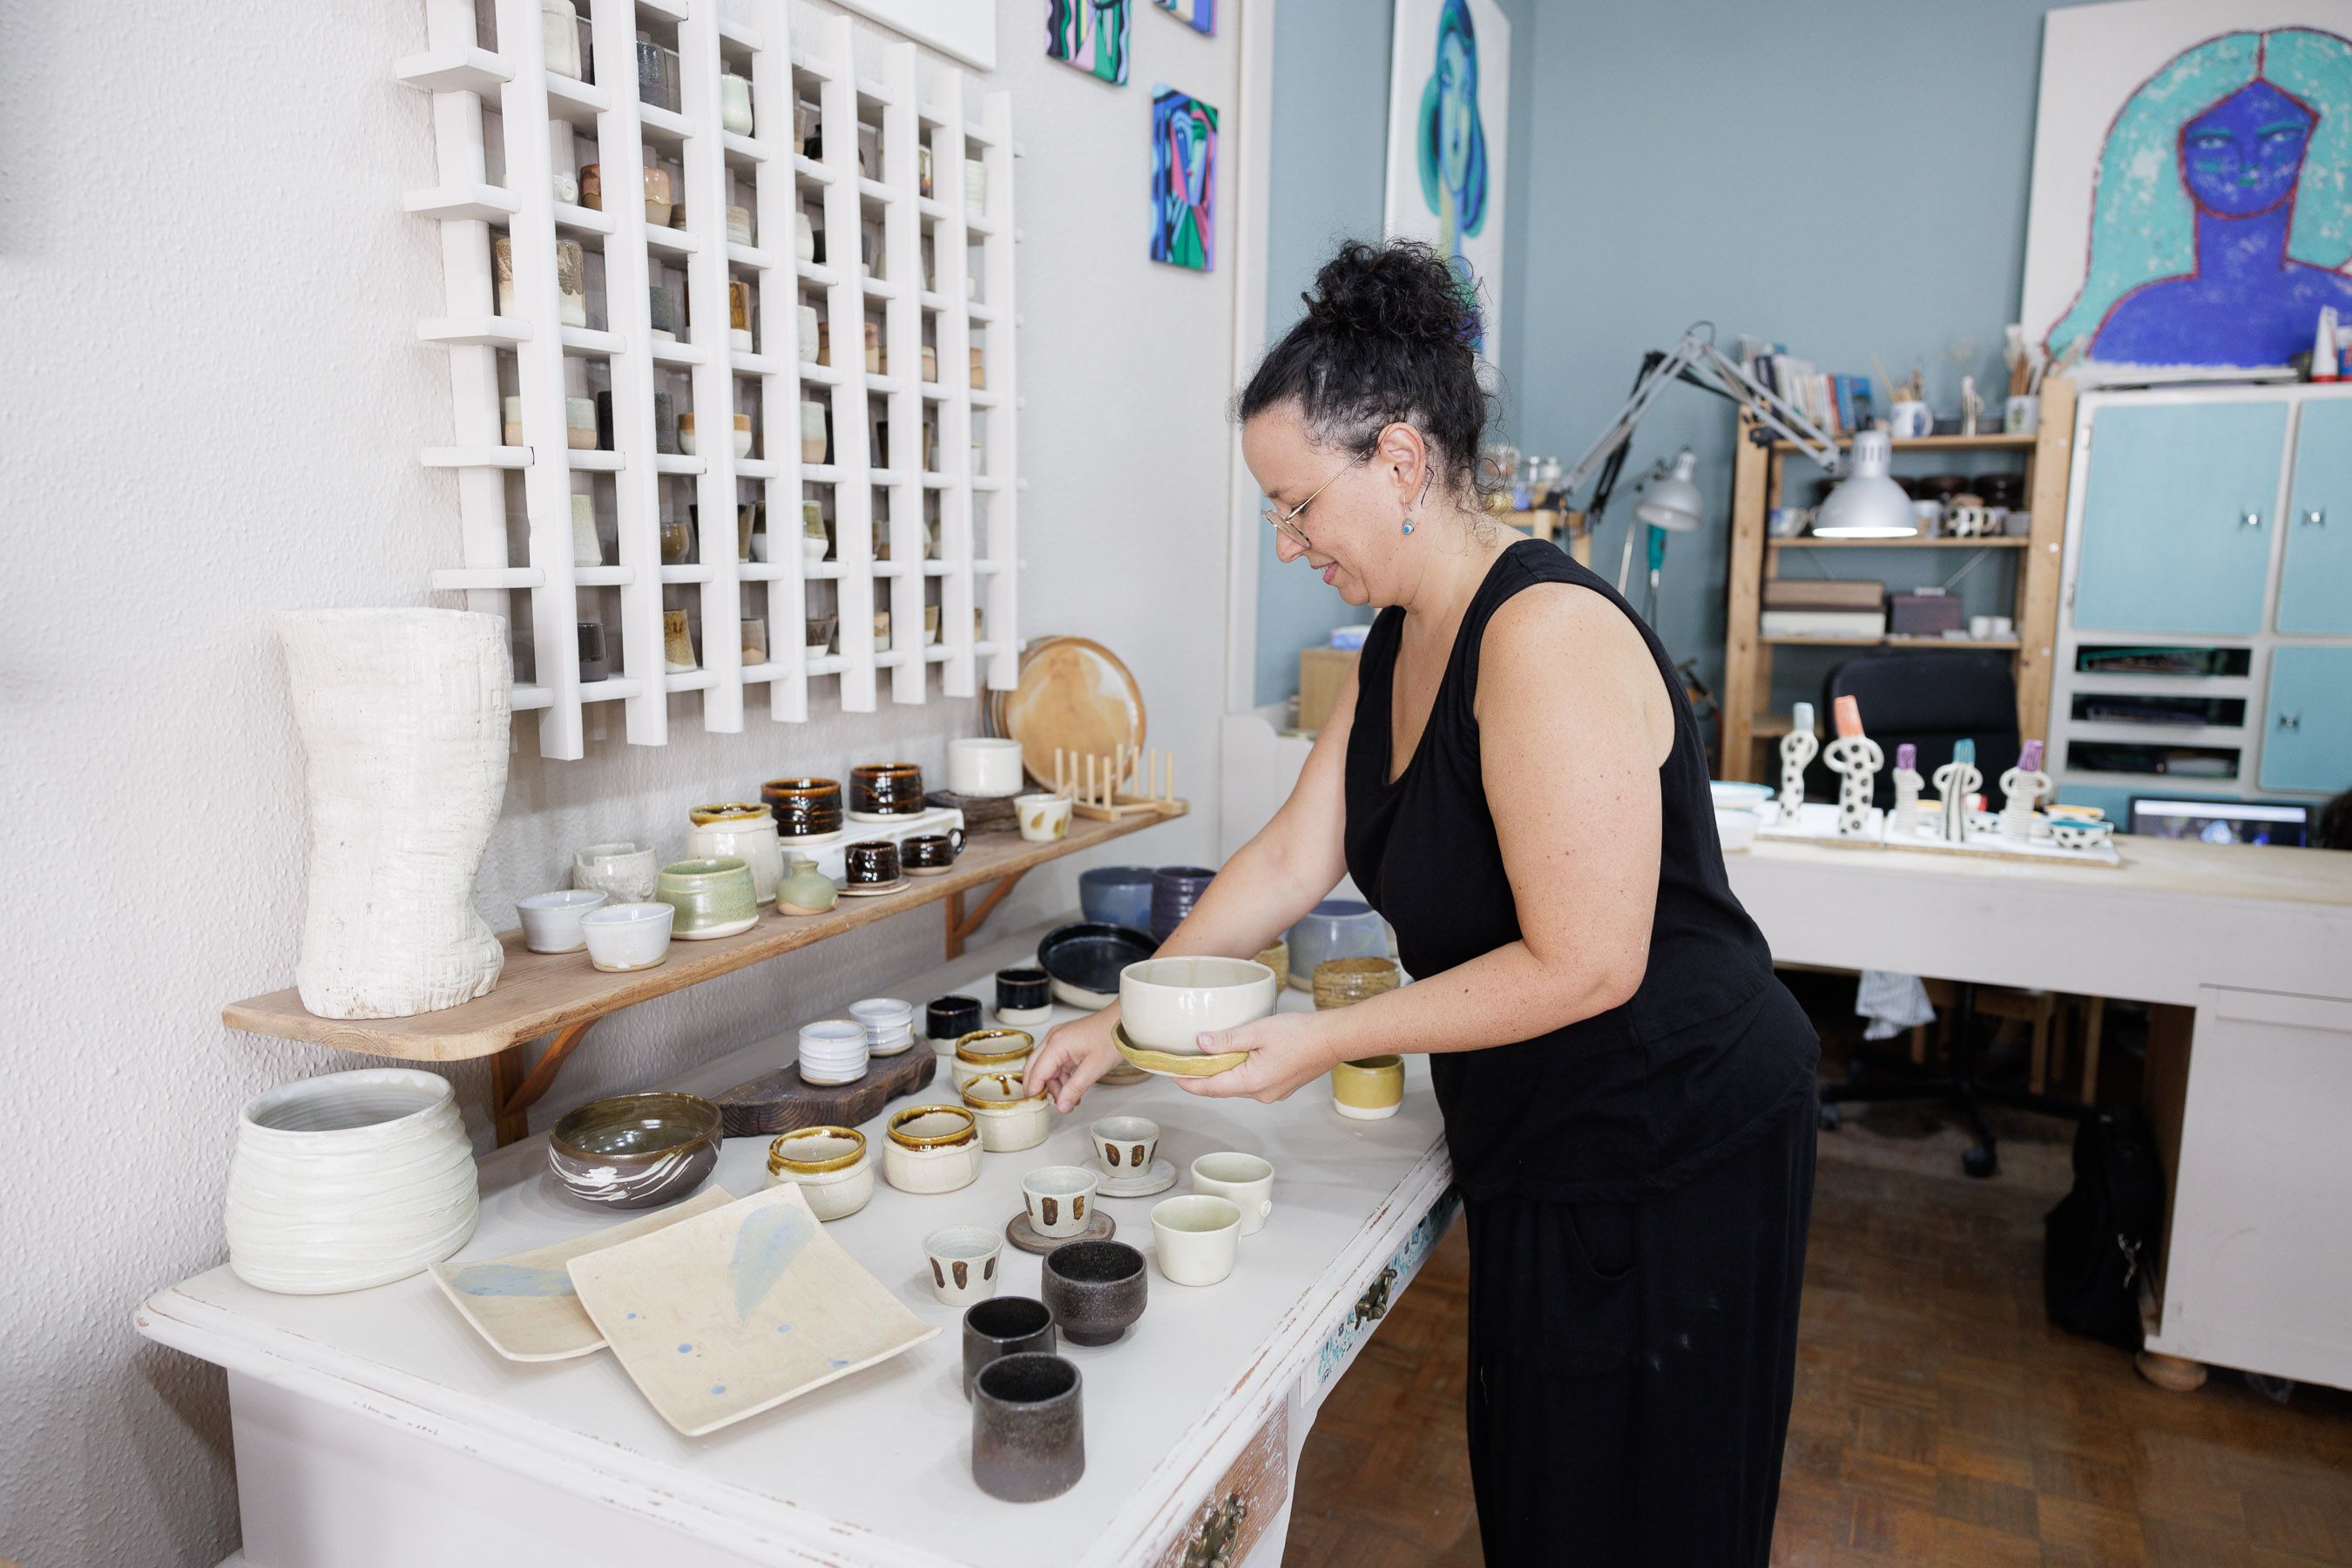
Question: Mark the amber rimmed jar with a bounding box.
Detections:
[883,1105,982,1194]
[850,760,927,817]
[761,776,842,839]
[764,1125,873,1220]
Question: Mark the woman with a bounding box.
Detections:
[1028,240,1819,1565]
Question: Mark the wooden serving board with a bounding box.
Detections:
[713,1047,941,1139]
[926,789,1019,835]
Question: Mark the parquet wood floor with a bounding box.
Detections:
[1283,1037,2352,1565]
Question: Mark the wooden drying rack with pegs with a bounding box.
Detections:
[1053,745,1189,822]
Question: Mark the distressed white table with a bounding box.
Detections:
[140,920,1456,1568]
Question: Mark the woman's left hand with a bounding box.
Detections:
[1176,1010,1346,1103]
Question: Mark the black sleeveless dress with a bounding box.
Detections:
[1343,539,1817,1565]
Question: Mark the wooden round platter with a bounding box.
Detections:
[1000,637,1146,788]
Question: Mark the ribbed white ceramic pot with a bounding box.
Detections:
[226,1068,479,1294]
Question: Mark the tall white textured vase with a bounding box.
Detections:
[278,609,511,1018]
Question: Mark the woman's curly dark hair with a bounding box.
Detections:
[1238,239,1492,499]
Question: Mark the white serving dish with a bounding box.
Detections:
[1118,956,1279,1053]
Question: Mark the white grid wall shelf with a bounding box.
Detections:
[402,0,1018,758]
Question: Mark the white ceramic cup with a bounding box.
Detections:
[579,901,673,971]
[517,889,609,953]
[1151,1194,1241,1287]
[574,841,659,903]
[797,1018,870,1085]
[948,737,1026,798]
[1021,1165,1098,1240]
[1118,956,1279,1053]
[1015,793,1071,843]
[1189,1152,1274,1237]
[1089,1116,1160,1178]
[923,1224,1004,1307]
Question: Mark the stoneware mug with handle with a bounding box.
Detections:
[1189,1152,1274,1237]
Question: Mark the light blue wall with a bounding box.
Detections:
[1251,0,1537,709]
[1512,0,2093,713]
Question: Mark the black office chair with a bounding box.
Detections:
[1813,652,2081,1177]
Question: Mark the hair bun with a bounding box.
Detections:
[1303,240,1481,346]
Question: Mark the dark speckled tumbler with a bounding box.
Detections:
[971,1352,1084,1503]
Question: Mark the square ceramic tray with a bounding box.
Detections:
[568,1182,938,1436]
[429,1186,736,1362]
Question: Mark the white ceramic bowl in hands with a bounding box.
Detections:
[1118,956,1278,1054]
[225,1069,478,1294]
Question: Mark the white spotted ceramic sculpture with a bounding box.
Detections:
[1780,701,1818,819]
[1999,740,2050,841]
[1891,744,1925,835]
[1822,695,1882,837]
[1932,740,1984,846]
[278,608,510,1018]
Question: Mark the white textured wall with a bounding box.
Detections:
[0,3,1235,1561]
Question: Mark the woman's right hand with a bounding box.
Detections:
[1029,1007,1122,1113]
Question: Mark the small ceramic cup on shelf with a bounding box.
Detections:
[947,736,1025,798]
[655,857,757,939]
[1331,1055,1406,1120]
[642,161,673,226]
[963,1072,1052,1152]
[517,889,608,954]
[1015,794,1072,843]
[1190,1152,1274,1236]
[575,842,660,903]
[762,776,843,840]
[953,1028,1034,1092]
[923,1224,1004,1308]
[901,829,965,875]
[850,761,928,817]
[882,1105,982,1194]
[1022,1165,1100,1241]
[579,902,674,971]
[662,609,697,673]
[1089,1116,1159,1178]
[720,71,754,136]
[963,1295,1056,1401]
[764,1125,873,1220]
[971,1354,1086,1504]
[796,1018,870,1086]
[1151,1194,1242,1287]
[801,400,828,464]
[995,967,1052,1027]
[732,411,754,456]
[727,204,754,246]
[842,839,902,889]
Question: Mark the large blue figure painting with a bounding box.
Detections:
[2031,21,2352,368]
[1382,0,1511,355]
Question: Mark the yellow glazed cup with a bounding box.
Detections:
[1330,1055,1404,1122]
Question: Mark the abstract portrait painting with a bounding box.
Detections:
[1154,0,1213,35]
[2020,0,2352,370]
[1383,0,1511,356]
[1151,86,1216,270]
[1047,0,1131,85]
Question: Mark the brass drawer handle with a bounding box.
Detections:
[1184,1490,1250,1567]
[1352,1266,1399,1328]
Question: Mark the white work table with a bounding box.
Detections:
[1727,832,2352,1394]
[139,922,1456,1568]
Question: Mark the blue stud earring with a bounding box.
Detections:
[1401,510,1415,535]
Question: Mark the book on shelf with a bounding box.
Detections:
[1761,578,1884,611]
[1737,343,1876,439]
[1760,609,1889,639]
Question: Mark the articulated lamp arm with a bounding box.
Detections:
[1558,328,1848,502]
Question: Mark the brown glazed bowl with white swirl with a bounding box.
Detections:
[548,1092,722,1209]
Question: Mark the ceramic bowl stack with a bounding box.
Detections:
[1312,956,1402,1010]
[798,1018,871,1085]
[226,1069,479,1294]
[1148,866,1216,944]
[850,997,916,1056]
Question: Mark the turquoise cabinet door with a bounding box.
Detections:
[2259,646,2352,794]
[2277,399,2352,634]
[2074,402,2287,634]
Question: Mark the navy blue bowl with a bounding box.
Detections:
[1078,866,1155,932]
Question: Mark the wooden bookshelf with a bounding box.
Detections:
[1720,379,2076,781]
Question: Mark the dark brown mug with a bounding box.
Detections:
[844,839,901,886]
[763,776,842,837]
[850,761,926,815]
[901,828,965,872]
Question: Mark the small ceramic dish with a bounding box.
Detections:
[1120,955,1279,1050]
[1015,792,1072,843]
[963,1072,1052,1152]
[1088,1115,1159,1177]
[836,876,910,898]
[882,1105,982,1193]
[953,1029,1035,1092]
[656,856,760,939]
[923,1223,1004,1307]
[580,900,675,971]
[1311,956,1402,1010]
[1096,1158,1178,1198]
[517,889,609,954]
[995,966,1054,1026]
[1006,1206,1115,1254]
[1039,1239,1146,1347]
[1151,1194,1242,1288]
[547,1092,722,1209]
[1112,1022,1247,1078]
[1331,1055,1405,1121]
[764,1125,874,1220]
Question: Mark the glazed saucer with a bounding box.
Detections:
[837,877,911,898]
[1005,1208,1116,1255]
[903,862,955,877]
[1095,1158,1176,1199]
[846,808,929,825]
[1112,1022,1247,1079]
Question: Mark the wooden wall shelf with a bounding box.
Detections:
[224,811,1180,1144]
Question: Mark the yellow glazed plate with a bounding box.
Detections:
[1112,1022,1247,1079]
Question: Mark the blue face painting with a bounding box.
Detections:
[2180,79,2315,218]
[1436,34,1475,194]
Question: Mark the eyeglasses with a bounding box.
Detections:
[1260,456,1362,550]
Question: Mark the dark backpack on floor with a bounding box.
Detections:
[2042,1103,2165,1349]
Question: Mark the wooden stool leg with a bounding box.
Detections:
[2079,997,2106,1105]
[2029,992,2053,1095]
